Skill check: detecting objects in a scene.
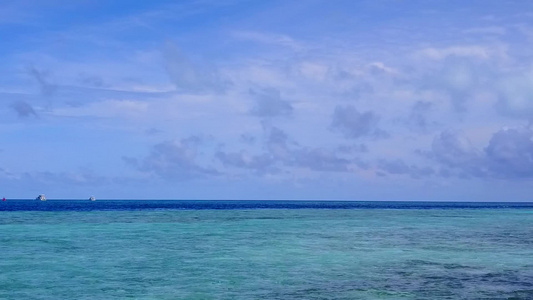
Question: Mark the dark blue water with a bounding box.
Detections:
[1,200,533,211]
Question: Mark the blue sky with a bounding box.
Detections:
[1,0,532,200]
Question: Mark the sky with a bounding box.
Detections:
[1,0,532,201]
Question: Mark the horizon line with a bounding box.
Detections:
[2,198,532,203]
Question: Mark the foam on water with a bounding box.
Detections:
[1,201,532,299]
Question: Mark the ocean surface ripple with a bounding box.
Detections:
[1,201,532,299]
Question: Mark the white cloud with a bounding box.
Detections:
[417,46,495,60]
[463,26,506,35]
[52,99,148,119]
[231,31,303,50]
[163,43,230,94]
[496,70,533,120]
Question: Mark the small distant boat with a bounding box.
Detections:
[36,194,46,201]
[89,196,95,201]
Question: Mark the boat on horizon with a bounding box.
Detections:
[36,194,46,201]
[89,196,95,201]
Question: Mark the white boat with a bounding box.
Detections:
[36,194,46,201]
[89,196,95,201]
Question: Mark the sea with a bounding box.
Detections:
[1,200,532,299]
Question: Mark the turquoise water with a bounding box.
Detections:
[1,203,532,299]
